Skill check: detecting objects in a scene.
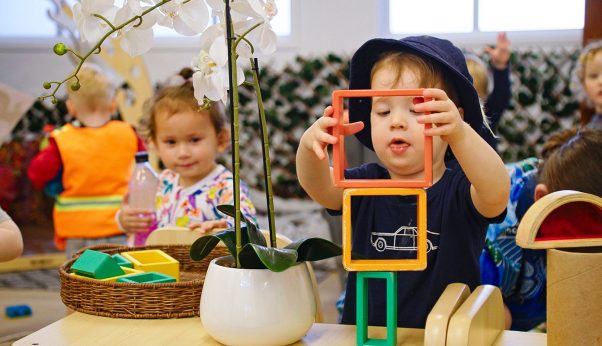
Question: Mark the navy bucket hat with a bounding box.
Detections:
[348,35,493,151]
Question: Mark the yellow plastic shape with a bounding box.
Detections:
[342,187,427,271]
[99,266,144,282]
[121,249,180,281]
[70,266,144,282]
[331,89,433,189]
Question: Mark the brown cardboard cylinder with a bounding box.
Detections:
[547,247,602,346]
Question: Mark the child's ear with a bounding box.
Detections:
[107,97,118,114]
[534,183,549,201]
[66,99,76,116]
[217,128,231,153]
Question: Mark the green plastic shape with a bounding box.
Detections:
[116,272,176,284]
[356,271,397,346]
[71,249,125,279]
[112,253,133,268]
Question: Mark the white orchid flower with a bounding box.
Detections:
[114,0,158,56]
[205,0,273,56]
[73,0,118,44]
[230,0,278,54]
[153,0,210,36]
[192,27,245,103]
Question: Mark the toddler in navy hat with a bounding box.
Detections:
[296,35,510,328]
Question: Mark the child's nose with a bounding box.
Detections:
[389,110,408,129]
[176,144,190,157]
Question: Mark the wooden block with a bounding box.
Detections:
[516,190,602,249]
[446,285,504,346]
[331,89,432,188]
[424,283,471,346]
[342,188,427,271]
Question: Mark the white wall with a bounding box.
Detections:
[0,0,581,99]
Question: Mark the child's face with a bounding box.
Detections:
[154,109,228,188]
[370,65,447,180]
[584,51,602,113]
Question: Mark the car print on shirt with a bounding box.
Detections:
[371,226,439,253]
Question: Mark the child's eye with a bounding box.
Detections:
[373,106,390,117]
[164,139,176,145]
[409,109,423,115]
[190,137,202,143]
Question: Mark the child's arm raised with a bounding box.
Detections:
[296,106,363,210]
[415,88,510,218]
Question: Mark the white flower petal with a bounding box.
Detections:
[209,38,228,67]
[236,65,246,86]
[173,0,209,36]
[122,27,154,56]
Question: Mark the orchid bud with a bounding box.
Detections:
[70,81,80,91]
[43,81,51,90]
[53,43,68,56]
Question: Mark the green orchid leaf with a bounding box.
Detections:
[284,237,342,262]
[239,243,298,272]
[189,234,222,261]
[217,204,266,246]
[190,228,244,261]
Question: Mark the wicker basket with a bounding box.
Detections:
[59,243,230,319]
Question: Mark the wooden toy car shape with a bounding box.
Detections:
[342,187,427,271]
[331,89,433,188]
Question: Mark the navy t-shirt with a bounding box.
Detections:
[336,163,506,328]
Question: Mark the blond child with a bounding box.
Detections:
[28,65,142,258]
[118,68,257,245]
[296,36,510,328]
[573,40,602,129]
[0,206,23,262]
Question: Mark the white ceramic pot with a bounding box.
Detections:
[200,256,316,346]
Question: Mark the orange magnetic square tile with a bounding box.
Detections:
[342,188,428,271]
[331,89,433,188]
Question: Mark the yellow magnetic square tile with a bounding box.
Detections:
[342,188,428,271]
[121,249,180,281]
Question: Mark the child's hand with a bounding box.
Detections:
[484,32,511,70]
[414,88,467,144]
[189,219,229,234]
[300,106,364,160]
[118,203,154,234]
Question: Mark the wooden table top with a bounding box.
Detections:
[14,312,546,346]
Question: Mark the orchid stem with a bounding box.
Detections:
[225,0,242,268]
[250,58,276,248]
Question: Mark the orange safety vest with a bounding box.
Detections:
[52,121,137,250]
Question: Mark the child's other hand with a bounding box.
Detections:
[414,88,467,144]
[300,106,364,160]
[189,219,229,234]
[484,32,511,70]
[119,204,154,234]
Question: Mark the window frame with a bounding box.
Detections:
[381,0,583,48]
